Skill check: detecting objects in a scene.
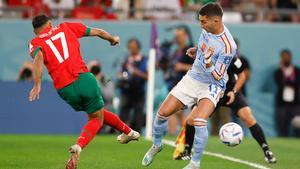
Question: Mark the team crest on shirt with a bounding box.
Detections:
[223,56,232,64]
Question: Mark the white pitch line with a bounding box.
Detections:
[162,139,271,169]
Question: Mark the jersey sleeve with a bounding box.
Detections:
[206,51,234,81]
[231,57,244,74]
[240,56,251,70]
[28,40,42,59]
[64,22,91,38]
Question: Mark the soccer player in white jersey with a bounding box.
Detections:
[142,3,237,169]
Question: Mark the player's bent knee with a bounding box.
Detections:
[156,113,169,121]
[88,109,104,121]
[157,110,170,119]
[245,118,256,127]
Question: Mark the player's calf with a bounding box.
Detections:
[183,118,208,169]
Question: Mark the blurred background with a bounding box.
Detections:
[0,0,300,139]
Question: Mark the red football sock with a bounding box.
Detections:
[77,118,102,149]
[103,108,131,135]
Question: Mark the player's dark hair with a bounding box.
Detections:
[32,14,50,29]
[199,2,223,17]
[127,38,141,50]
[280,49,291,56]
[90,65,101,75]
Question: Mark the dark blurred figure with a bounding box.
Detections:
[159,26,194,135]
[235,38,251,96]
[269,0,299,22]
[17,61,34,81]
[44,0,76,19]
[274,49,300,137]
[117,38,148,133]
[88,60,115,111]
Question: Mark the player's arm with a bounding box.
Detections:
[226,71,246,105]
[29,50,43,101]
[205,52,233,81]
[186,47,198,59]
[233,71,246,93]
[131,68,148,80]
[89,28,120,46]
[226,58,246,104]
[175,63,192,72]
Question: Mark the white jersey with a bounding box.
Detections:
[188,25,237,91]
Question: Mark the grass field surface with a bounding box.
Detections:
[0,135,299,169]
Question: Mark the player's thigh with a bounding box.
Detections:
[77,72,104,114]
[157,94,185,117]
[187,98,215,125]
[57,83,83,111]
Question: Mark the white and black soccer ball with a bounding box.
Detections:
[219,122,244,147]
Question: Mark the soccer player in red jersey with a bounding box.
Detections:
[28,14,140,169]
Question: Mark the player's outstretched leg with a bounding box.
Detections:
[102,108,140,144]
[183,118,208,169]
[142,94,184,166]
[238,107,277,163]
[66,110,103,169]
[141,114,167,166]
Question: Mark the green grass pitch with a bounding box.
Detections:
[0,135,299,169]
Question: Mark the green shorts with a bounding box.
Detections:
[57,72,104,114]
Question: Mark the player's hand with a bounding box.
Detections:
[186,47,197,59]
[226,91,235,105]
[110,36,120,46]
[204,47,214,60]
[29,84,41,102]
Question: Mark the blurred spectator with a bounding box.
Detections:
[112,0,143,19]
[71,0,103,19]
[274,49,300,137]
[43,0,77,19]
[0,0,3,17]
[233,0,269,22]
[117,38,148,132]
[158,26,194,135]
[101,0,118,20]
[8,0,51,18]
[184,0,234,11]
[88,60,115,111]
[112,0,129,19]
[17,61,33,81]
[71,0,117,20]
[143,0,182,20]
[268,0,299,22]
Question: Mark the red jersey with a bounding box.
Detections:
[29,22,89,89]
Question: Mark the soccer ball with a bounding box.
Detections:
[219,122,243,147]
